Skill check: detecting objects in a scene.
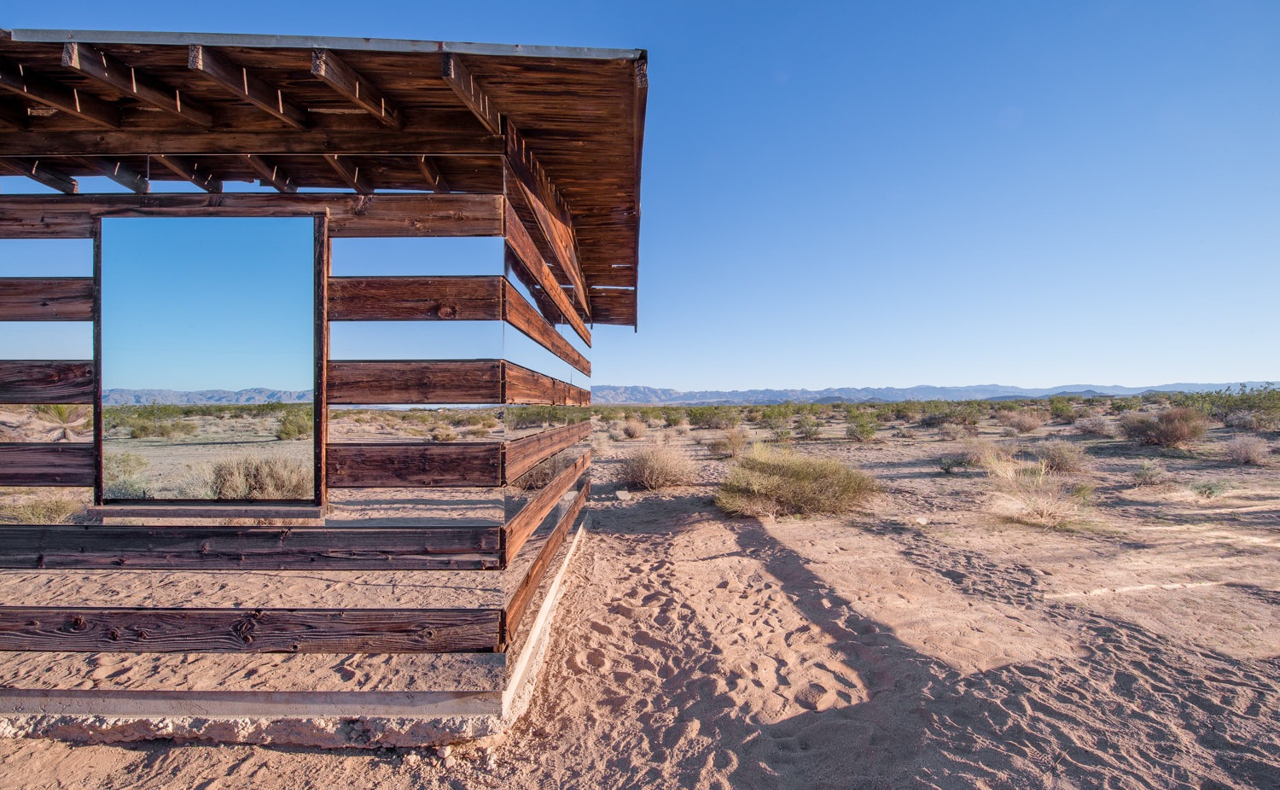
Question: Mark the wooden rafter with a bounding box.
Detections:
[504,200,591,345]
[0,54,118,129]
[0,129,499,157]
[0,99,27,130]
[61,43,212,128]
[415,155,451,193]
[242,154,296,193]
[152,154,223,193]
[311,49,401,129]
[187,45,307,130]
[323,154,372,194]
[83,157,149,193]
[0,158,78,193]
[441,54,501,135]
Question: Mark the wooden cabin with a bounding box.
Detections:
[0,28,644,746]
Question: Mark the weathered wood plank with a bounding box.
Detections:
[242,154,296,193]
[329,276,502,321]
[89,503,321,518]
[0,443,95,486]
[504,362,591,407]
[312,49,401,129]
[503,450,589,564]
[441,53,501,135]
[0,194,504,239]
[504,202,590,346]
[314,215,330,509]
[505,480,587,639]
[324,154,373,194]
[328,360,502,405]
[327,442,502,488]
[0,361,95,403]
[0,607,501,653]
[502,279,590,377]
[62,42,213,128]
[152,155,223,193]
[0,526,501,570]
[0,129,500,157]
[0,98,29,130]
[415,155,451,193]
[0,279,94,321]
[187,45,308,129]
[86,157,149,194]
[0,159,78,194]
[0,54,119,129]
[505,421,591,484]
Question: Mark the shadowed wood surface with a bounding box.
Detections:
[505,480,587,641]
[0,279,94,321]
[327,443,502,488]
[504,201,591,345]
[503,280,590,376]
[503,451,590,564]
[327,360,503,404]
[0,361,95,403]
[0,607,502,653]
[505,422,591,483]
[328,276,502,321]
[0,526,501,570]
[0,443,94,486]
[506,362,591,406]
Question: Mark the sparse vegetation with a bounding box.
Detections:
[0,495,83,524]
[707,428,751,458]
[1033,440,1088,473]
[715,446,877,518]
[620,446,695,490]
[1000,410,1046,434]
[984,457,1080,528]
[845,412,877,442]
[1075,416,1114,438]
[795,415,821,440]
[1120,408,1207,448]
[1132,460,1167,487]
[623,419,647,439]
[1225,435,1269,466]
[275,407,313,440]
[34,404,91,441]
[207,456,312,500]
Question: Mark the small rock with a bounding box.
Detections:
[436,745,453,759]
[915,517,929,526]
[403,753,421,767]
[444,756,458,770]
[616,489,634,502]
[485,756,498,771]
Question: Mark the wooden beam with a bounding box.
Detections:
[505,362,591,406]
[0,55,119,129]
[323,154,372,194]
[61,42,212,128]
[504,201,591,346]
[328,276,502,321]
[0,526,501,571]
[416,155,451,193]
[241,154,296,193]
[0,99,28,130]
[0,158,78,194]
[85,158,149,194]
[0,129,499,158]
[441,54,501,135]
[0,606,501,653]
[152,155,223,193]
[311,49,401,129]
[503,450,589,563]
[327,360,502,405]
[505,421,591,483]
[505,152,589,317]
[0,443,95,486]
[187,45,307,130]
[502,279,590,377]
[505,481,587,639]
[0,279,94,321]
[327,442,502,488]
[0,360,95,403]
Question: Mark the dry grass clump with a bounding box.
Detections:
[622,419,647,439]
[1223,411,1259,430]
[1120,408,1207,448]
[984,457,1081,528]
[1033,440,1088,473]
[620,446,695,490]
[999,410,1046,434]
[715,446,877,519]
[1,495,83,524]
[1075,416,1114,438]
[960,439,1013,467]
[1225,435,1270,466]
[1132,460,1167,487]
[938,423,978,441]
[275,408,313,440]
[129,419,198,439]
[208,456,313,499]
[707,427,751,458]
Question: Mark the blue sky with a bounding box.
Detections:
[3,1,1279,391]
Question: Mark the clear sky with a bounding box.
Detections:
[3,1,1278,391]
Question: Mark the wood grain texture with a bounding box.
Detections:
[441,54,502,135]
[0,443,95,486]
[505,480,587,640]
[151,155,223,193]
[187,45,308,129]
[0,279,94,321]
[0,53,119,129]
[0,607,501,653]
[329,276,502,321]
[502,280,590,377]
[0,526,501,570]
[312,49,403,129]
[505,421,591,484]
[62,42,213,128]
[327,360,502,405]
[504,201,591,347]
[314,215,330,509]
[505,362,591,407]
[503,450,590,564]
[327,442,502,488]
[0,129,500,158]
[0,159,78,194]
[0,361,95,403]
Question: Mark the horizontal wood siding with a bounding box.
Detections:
[505,481,588,641]
[0,361,95,404]
[503,450,590,564]
[505,422,592,483]
[502,280,591,377]
[0,278,94,321]
[0,443,95,486]
[0,607,502,653]
[503,201,591,346]
[327,442,502,487]
[0,526,501,570]
[328,276,502,321]
[505,362,591,406]
[327,360,502,404]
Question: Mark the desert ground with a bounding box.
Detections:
[0,398,1277,788]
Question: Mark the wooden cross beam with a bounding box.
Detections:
[84,157,149,193]
[0,99,27,130]
[242,154,296,193]
[152,154,223,193]
[311,49,401,129]
[416,155,451,193]
[0,158,78,194]
[324,154,373,194]
[0,54,118,129]
[61,42,213,128]
[441,54,501,135]
[188,45,307,130]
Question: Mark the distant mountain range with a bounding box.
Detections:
[103,388,312,406]
[590,382,1273,406]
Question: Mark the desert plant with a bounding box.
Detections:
[687,406,740,430]
[620,446,695,490]
[1033,440,1088,473]
[275,407,313,440]
[961,439,1013,468]
[845,413,877,442]
[103,451,147,480]
[707,427,751,458]
[999,410,1046,434]
[1194,481,1229,499]
[986,458,1080,528]
[128,419,198,439]
[938,456,965,475]
[1225,435,1269,466]
[208,456,312,499]
[1120,408,1207,448]
[622,419,647,439]
[1223,411,1259,431]
[1,495,83,524]
[795,415,821,440]
[34,404,91,441]
[1132,460,1167,487]
[939,423,979,441]
[715,445,877,518]
[431,426,459,442]
[1075,416,1114,438]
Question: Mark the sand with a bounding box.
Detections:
[0,414,1277,787]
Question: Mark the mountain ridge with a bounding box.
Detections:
[103,388,312,406]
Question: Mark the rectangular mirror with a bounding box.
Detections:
[100,217,317,502]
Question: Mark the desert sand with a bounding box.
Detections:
[0,410,1277,788]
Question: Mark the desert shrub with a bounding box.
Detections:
[771,427,792,442]
[891,402,922,421]
[1225,435,1269,466]
[961,439,1013,468]
[938,456,966,475]
[687,406,740,430]
[845,413,877,442]
[893,427,916,439]
[707,428,751,459]
[620,446,695,490]
[1,495,82,524]
[275,408,313,440]
[1120,408,1207,447]
[1033,440,1088,473]
[715,446,877,518]
[1132,460,1166,487]
[757,405,791,431]
[1223,411,1259,431]
[662,408,687,428]
[103,479,149,499]
[795,415,821,440]
[1048,397,1076,423]
[34,404,92,441]
[1075,416,1114,438]
[623,419,647,439]
[103,451,146,480]
[208,456,312,499]
[999,410,1046,434]
[464,426,491,438]
[1194,481,1230,499]
[431,426,459,442]
[128,419,198,439]
[918,401,983,428]
[938,423,978,441]
[985,458,1080,528]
